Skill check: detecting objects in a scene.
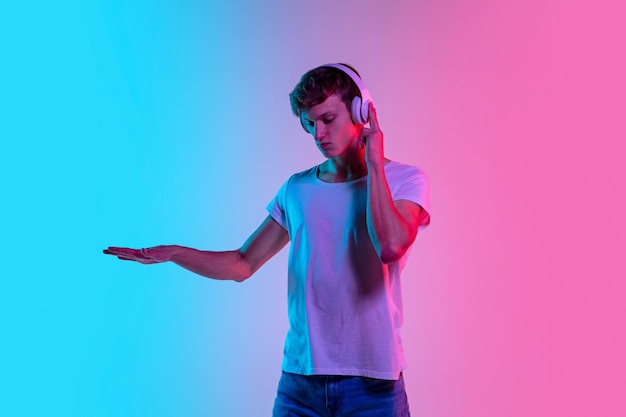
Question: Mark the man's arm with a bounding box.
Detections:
[362,103,422,264]
[366,166,422,264]
[104,216,289,282]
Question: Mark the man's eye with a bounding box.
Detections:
[323,118,334,124]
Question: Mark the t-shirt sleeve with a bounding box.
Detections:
[266,178,289,230]
[392,166,431,230]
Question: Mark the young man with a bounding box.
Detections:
[105,64,430,416]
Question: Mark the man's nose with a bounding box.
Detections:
[314,124,326,141]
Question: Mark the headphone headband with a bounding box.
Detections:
[318,63,374,124]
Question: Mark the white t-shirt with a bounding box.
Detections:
[267,161,431,380]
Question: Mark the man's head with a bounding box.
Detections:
[289,64,363,128]
[291,64,374,159]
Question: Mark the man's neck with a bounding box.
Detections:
[318,153,393,183]
[318,149,369,183]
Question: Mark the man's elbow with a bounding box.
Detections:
[377,234,417,264]
[233,274,251,283]
[231,267,255,282]
[233,250,261,282]
[378,245,407,264]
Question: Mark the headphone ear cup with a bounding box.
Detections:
[351,96,364,124]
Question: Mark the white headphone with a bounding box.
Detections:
[319,63,374,125]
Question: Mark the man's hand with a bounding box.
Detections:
[360,103,385,167]
[103,246,173,264]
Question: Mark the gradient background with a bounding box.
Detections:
[1,1,624,416]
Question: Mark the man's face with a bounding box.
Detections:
[300,94,361,158]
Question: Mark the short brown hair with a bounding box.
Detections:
[289,64,362,118]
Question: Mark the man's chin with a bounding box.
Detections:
[319,147,334,157]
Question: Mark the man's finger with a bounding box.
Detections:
[105,247,145,259]
[117,256,136,262]
[368,102,379,130]
[106,246,135,254]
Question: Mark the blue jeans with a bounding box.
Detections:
[272,372,411,417]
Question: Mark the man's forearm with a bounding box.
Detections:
[366,163,415,264]
[167,245,252,282]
